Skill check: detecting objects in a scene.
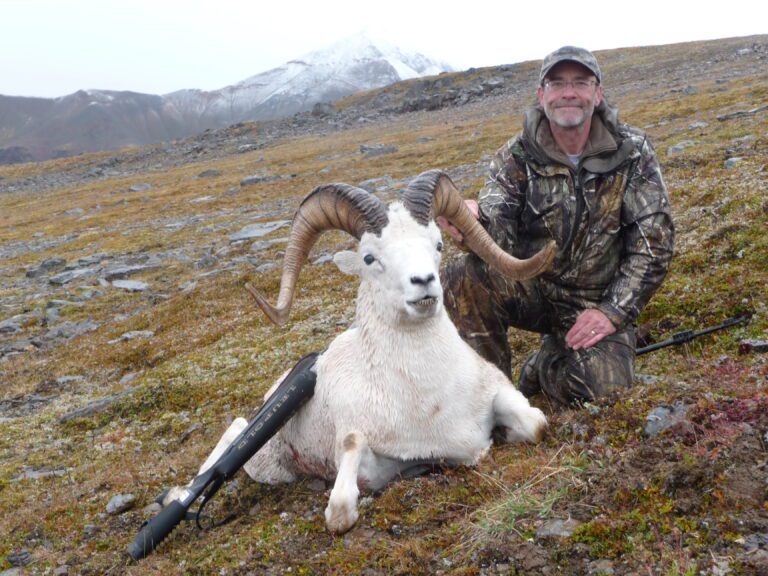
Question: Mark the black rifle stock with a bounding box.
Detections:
[127,352,319,561]
[637,316,748,356]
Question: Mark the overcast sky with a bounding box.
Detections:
[2,0,765,98]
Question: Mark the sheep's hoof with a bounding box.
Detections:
[527,409,549,443]
[324,500,359,535]
[504,408,548,443]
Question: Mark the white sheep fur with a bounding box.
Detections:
[167,202,547,534]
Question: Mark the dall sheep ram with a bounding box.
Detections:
[165,169,556,534]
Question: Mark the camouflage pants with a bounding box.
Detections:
[442,254,635,406]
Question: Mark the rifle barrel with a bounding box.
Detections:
[637,316,747,356]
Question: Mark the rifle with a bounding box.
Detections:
[127,351,319,561]
[637,316,748,356]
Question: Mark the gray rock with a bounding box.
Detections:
[230,220,290,242]
[0,339,36,357]
[56,375,84,385]
[189,195,215,203]
[128,183,152,192]
[47,299,83,309]
[718,105,768,121]
[743,533,768,552]
[26,257,67,278]
[49,267,97,285]
[250,237,288,252]
[102,264,160,281]
[592,435,608,446]
[688,121,709,129]
[536,518,582,540]
[119,372,139,385]
[59,385,141,422]
[75,289,102,301]
[588,559,614,575]
[237,144,262,154]
[53,565,70,576]
[0,317,22,334]
[240,174,282,186]
[358,176,394,193]
[83,524,97,536]
[360,144,398,157]
[106,493,135,515]
[666,140,698,155]
[1,568,22,576]
[197,169,222,178]
[725,157,744,169]
[64,207,85,215]
[112,280,149,292]
[195,254,218,269]
[312,253,333,265]
[416,137,434,143]
[13,466,68,481]
[45,320,100,340]
[635,373,660,385]
[644,403,689,436]
[108,330,154,345]
[46,308,61,325]
[39,258,67,272]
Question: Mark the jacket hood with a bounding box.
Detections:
[522,100,635,173]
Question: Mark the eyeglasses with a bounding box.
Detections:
[543,79,596,92]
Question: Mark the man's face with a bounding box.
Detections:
[537,61,603,130]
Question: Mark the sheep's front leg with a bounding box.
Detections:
[162,417,248,506]
[493,385,548,443]
[325,431,367,535]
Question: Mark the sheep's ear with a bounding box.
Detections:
[333,251,361,276]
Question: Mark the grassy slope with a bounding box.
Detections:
[1,36,767,575]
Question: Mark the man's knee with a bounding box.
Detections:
[538,335,635,405]
[566,348,633,404]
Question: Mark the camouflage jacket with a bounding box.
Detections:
[478,102,674,329]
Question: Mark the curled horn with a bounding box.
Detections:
[403,170,556,280]
[246,184,389,326]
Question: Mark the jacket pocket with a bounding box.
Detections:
[524,180,569,242]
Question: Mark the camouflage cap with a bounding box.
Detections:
[540,46,602,84]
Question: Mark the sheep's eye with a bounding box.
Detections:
[436,241,443,253]
[363,254,375,265]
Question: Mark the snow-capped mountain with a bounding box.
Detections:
[0,33,453,163]
[164,32,453,123]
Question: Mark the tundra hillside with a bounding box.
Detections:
[1,36,767,575]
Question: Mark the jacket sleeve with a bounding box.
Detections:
[476,141,527,257]
[597,137,674,327]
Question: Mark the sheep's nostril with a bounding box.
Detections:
[410,273,435,286]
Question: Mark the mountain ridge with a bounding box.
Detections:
[0,33,452,163]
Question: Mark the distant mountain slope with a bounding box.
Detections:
[0,33,452,164]
[166,32,451,124]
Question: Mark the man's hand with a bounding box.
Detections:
[566,309,616,350]
[436,199,479,243]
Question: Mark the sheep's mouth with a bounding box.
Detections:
[408,296,438,309]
